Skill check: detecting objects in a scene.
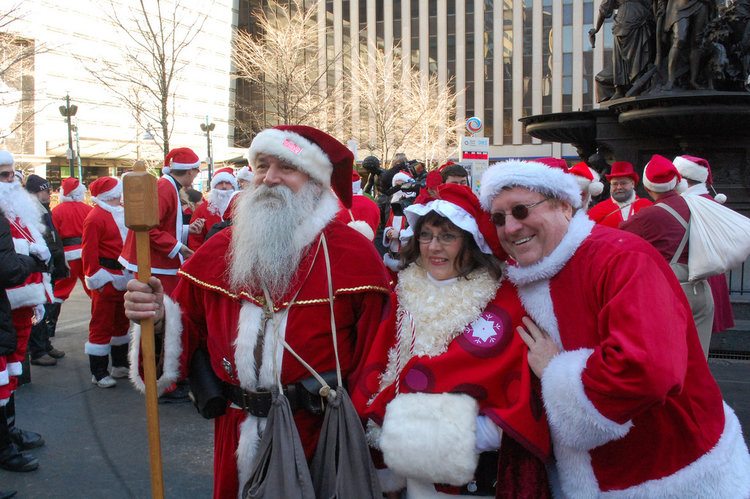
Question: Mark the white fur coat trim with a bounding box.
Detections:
[110,333,130,346]
[380,392,479,486]
[554,403,750,498]
[378,265,499,392]
[85,341,111,356]
[63,248,82,261]
[542,348,633,451]
[0,367,8,386]
[506,212,594,286]
[6,276,52,310]
[85,268,114,291]
[8,361,22,376]
[129,295,183,394]
[234,300,290,498]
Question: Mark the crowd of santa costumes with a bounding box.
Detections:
[2,139,749,499]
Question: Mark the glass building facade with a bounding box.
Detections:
[234,0,614,159]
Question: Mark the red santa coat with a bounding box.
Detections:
[129,194,390,499]
[506,212,750,497]
[588,196,652,228]
[120,175,186,277]
[51,200,92,300]
[187,198,226,250]
[355,264,551,496]
[82,204,130,292]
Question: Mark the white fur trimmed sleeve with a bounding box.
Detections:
[129,295,183,394]
[542,348,633,450]
[379,392,479,486]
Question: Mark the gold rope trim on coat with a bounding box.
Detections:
[177,270,389,311]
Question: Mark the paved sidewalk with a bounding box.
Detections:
[2,285,748,498]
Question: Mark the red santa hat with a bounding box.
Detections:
[426,170,443,190]
[163,147,201,175]
[59,177,86,203]
[479,159,583,211]
[643,154,680,193]
[236,165,254,182]
[392,170,413,186]
[210,166,238,190]
[605,161,640,184]
[247,125,355,208]
[0,150,13,167]
[406,183,504,258]
[438,160,455,172]
[673,154,726,204]
[534,157,569,172]
[352,170,362,194]
[89,176,122,201]
[568,162,604,197]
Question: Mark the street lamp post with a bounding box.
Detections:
[58,93,80,179]
[200,116,215,184]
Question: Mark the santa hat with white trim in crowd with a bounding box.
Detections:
[673,154,726,204]
[0,150,13,167]
[643,154,681,193]
[163,147,201,175]
[352,170,362,194]
[89,176,122,202]
[236,165,254,183]
[210,166,238,190]
[59,177,86,202]
[247,125,355,208]
[406,183,504,258]
[568,162,604,197]
[479,159,583,211]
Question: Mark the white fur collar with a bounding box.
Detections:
[378,264,499,391]
[292,189,340,251]
[92,199,128,242]
[507,211,594,286]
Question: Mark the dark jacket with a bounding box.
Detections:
[0,213,46,356]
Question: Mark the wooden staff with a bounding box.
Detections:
[123,160,164,499]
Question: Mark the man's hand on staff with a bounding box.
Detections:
[124,276,165,324]
[517,316,560,379]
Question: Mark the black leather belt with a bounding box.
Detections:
[224,383,322,418]
[62,237,82,246]
[99,257,124,270]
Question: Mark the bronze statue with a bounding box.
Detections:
[661,0,716,90]
[589,0,655,99]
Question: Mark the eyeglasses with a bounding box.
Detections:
[0,171,15,180]
[491,198,548,227]
[417,231,462,245]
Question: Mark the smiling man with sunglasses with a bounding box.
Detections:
[479,159,750,498]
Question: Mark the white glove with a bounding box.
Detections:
[32,304,46,325]
[29,243,51,263]
[475,415,503,453]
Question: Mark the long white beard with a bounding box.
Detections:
[229,182,322,299]
[207,188,235,217]
[0,181,45,233]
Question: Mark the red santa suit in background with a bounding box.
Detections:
[673,154,735,334]
[82,177,132,388]
[0,179,52,394]
[120,148,199,295]
[187,167,238,250]
[588,161,652,228]
[335,170,380,240]
[479,160,750,498]
[382,171,413,275]
[129,125,391,499]
[51,177,92,302]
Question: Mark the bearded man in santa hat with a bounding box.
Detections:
[587,161,652,228]
[0,151,50,470]
[81,177,132,388]
[187,167,238,250]
[621,155,715,357]
[119,147,205,296]
[481,159,750,498]
[124,125,390,499]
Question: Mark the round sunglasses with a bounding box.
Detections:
[491,198,548,226]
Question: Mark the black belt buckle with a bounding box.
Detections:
[241,389,273,418]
